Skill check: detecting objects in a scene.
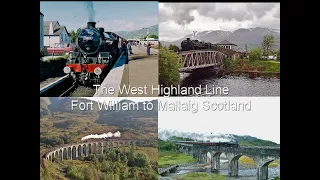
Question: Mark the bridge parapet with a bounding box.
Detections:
[198,146,280,157]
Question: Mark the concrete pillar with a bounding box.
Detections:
[211,152,222,172]
[83,146,87,156]
[78,146,82,158]
[226,154,241,177]
[59,150,63,160]
[254,157,275,180]
[228,158,239,176]
[75,147,78,159]
[212,155,221,169]
[257,164,269,180]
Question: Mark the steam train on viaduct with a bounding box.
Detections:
[181,37,217,51]
[63,21,127,85]
[177,141,240,148]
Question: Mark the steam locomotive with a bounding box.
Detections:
[177,141,240,148]
[63,22,126,85]
[181,38,216,51]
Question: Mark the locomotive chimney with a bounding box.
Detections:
[87,22,96,28]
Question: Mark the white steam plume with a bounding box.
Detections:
[81,131,121,141]
[158,128,237,143]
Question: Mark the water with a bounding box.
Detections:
[159,164,280,180]
[180,68,280,96]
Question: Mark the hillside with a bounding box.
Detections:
[40,98,52,117]
[160,27,280,52]
[115,24,158,39]
[40,98,158,149]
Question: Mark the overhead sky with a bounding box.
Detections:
[158,97,280,144]
[40,1,158,32]
[159,3,280,41]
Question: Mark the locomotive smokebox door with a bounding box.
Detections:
[99,52,110,64]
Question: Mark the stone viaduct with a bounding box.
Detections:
[176,141,280,180]
[42,139,154,162]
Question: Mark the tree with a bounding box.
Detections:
[249,48,262,61]
[159,47,182,87]
[277,48,280,60]
[168,44,179,52]
[261,34,275,56]
[70,28,82,43]
[149,34,158,39]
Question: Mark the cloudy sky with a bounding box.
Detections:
[158,97,280,144]
[40,1,158,32]
[159,3,280,41]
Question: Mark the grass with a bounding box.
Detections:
[179,172,226,180]
[42,54,69,62]
[268,159,280,168]
[238,156,280,168]
[158,151,197,168]
[224,59,280,72]
[135,146,158,163]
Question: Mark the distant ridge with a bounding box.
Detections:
[160,27,280,52]
[115,24,158,39]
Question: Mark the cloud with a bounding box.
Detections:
[159,3,280,41]
[273,7,280,18]
[95,20,135,31]
[113,20,135,30]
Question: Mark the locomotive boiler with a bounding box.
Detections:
[63,22,123,85]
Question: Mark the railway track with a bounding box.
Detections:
[40,75,78,97]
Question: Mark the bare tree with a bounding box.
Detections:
[261,34,275,56]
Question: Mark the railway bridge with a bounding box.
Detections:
[177,47,243,72]
[41,139,154,165]
[176,141,280,180]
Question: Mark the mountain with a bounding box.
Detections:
[96,99,158,129]
[40,97,52,117]
[160,27,280,52]
[115,25,158,39]
[40,97,158,148]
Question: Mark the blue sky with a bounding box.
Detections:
[40,1,158,32]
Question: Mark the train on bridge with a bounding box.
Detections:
[177,141,240,148]
[181,38,216,51]
[63,21,127,86]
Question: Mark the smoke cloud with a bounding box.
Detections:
[160,3,279,25]
[158,129,237,143]
[85,1,96,22]
[81,131,121,141]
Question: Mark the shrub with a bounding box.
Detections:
[249,48,262,61]
[159,47,182,86]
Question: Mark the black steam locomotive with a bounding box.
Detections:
[181,38,216,51]
[63,22,125,85]
[178,141,240,148]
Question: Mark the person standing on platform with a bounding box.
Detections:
[147,42,151,56]
[127,41,134,55]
